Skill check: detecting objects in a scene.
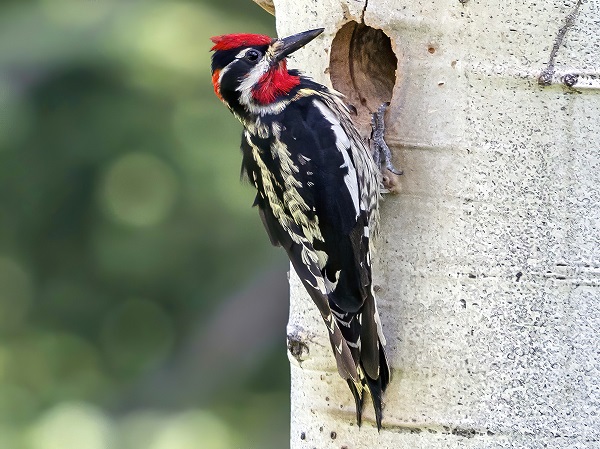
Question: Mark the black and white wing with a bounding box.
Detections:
[241,89,389,427]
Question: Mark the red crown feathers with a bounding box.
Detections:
[210,34,273,51]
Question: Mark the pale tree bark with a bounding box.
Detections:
[255,0,600,447]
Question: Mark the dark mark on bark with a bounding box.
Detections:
[287,333,309,363]
[361,0,368,24]
[538,0,583,86]
[563,73,579,87]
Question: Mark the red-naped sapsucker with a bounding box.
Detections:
[210,28,393,429]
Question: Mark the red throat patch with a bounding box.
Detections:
[252,61,300,105]
[210,34,272,51]
[212,69,223,101]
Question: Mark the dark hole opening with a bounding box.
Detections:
[329,22,397,133]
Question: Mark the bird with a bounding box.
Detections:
[210,28,392,429]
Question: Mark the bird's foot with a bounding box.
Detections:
[370,102,402,194]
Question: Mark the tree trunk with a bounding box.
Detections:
[266,0,600,447]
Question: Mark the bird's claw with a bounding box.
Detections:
[370,102,402,193]
[386,161,403,176]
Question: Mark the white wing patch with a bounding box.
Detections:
[323,269,340,294]
[313,100,351,151]
[313,99,360,219]
[312,92,380,237]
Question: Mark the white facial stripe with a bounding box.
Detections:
[218,65,230,84]
[218,48,255,85]
[235,48,252,59]
[219,45,293,115]
[237,57,271,106]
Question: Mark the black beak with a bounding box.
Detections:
[273,28,324,63]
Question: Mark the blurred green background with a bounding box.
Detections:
[0,1,291,448]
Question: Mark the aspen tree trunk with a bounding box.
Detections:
[257,0,600,447]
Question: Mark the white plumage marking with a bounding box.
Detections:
[323,269,340,294]
[237,57,270,104]
[313,100,350,150]
[331,308,352,328]
[218,66,229,84]
[347,336,361,349]
[315,250,328,269]
[372,298,387,346]
[313,99,360,219]
[230,49,292,117]
[298,154,311,165]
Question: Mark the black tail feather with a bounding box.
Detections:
[365,374,384,431]
[346,379,364,427]
[346,340,390,430]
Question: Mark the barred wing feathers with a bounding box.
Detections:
[241,88,389,427]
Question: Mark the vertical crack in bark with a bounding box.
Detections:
[538,0,583,85]
[360,0,368,24]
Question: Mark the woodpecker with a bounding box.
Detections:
[210,28,391,429]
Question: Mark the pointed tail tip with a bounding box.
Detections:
[366,374,385,431]
[346,379,364,428]
[373,389,383,431]
[375,406,383,432]
[347,376,386,430]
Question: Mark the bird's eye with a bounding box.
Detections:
[246,50,260,62]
